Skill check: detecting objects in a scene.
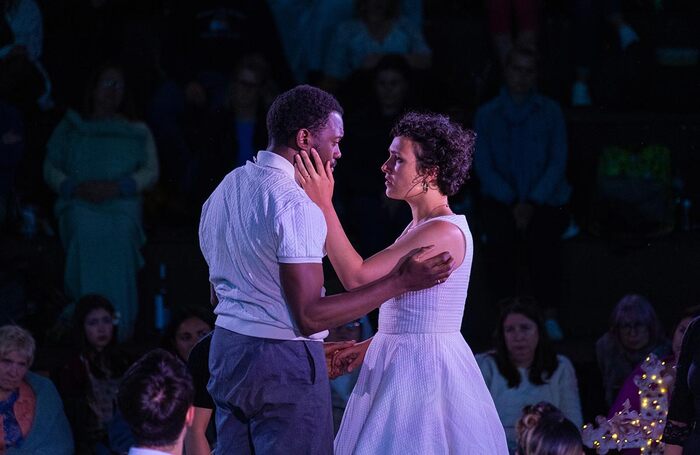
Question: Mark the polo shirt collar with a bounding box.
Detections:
[255,150,295,180]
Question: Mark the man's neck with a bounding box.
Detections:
[268,144,298,166]
[136,439,182,455]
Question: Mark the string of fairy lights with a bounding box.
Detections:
[582,354,672,454]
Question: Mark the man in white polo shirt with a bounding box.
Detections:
[199,85,453,454]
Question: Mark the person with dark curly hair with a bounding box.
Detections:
[199,86,454,453]
[295,111,508,453]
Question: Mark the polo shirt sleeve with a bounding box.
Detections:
[275,201,327,264]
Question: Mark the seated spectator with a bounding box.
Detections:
[515,401,583,455]
[477,298,583,452]
[604,306,700,454]
[327,316,374,433]
[56,294,132,454]
[474,46,571,318]
[322,0,431,93]
[118,349,194,455]
[161,306,214,363]
[596,294,670,406]
[0,324,73,453]
[43,63,159,340]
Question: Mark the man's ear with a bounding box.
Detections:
[295,128,310,151]
[185,405,195,427]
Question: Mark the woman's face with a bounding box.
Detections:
[672,316,694,359]
[503,313,539,367]
[93,68,125,114]
[617,319,650,352]
[84,308,114,351]
[175,317,211,361]
[382,136,424,200]
[0,350,29,393]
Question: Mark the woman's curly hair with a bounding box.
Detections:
[390,112,474,196]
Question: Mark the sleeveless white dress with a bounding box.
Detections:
[334,215,508,454]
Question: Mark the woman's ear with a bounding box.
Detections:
[295,128,310,151]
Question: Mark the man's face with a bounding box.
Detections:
[308,111,344,170]
[505,54,537,96]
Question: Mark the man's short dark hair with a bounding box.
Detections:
[118,349,194,447]
[266,84,343,146]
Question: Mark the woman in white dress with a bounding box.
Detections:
[295,112,508,454]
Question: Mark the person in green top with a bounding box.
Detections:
[43,64,159,340]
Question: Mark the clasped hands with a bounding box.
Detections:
[323,340,367,380]
[74,180,120,204]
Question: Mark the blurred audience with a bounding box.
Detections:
[118,349,194,455]
[515,401,583,455]
[335,55,418,256]
[0,99,23,227]
[0,0,52,109]
[161,306,214,363]
[596,294,670,406]
[55,294,132,454]
[487,0,539,68]
[477,298,582,452]
[43,63,159,340]
[0,324,73,454]
[475,46,570,317]
[322,0,431,93]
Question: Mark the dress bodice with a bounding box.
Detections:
[378,215,473,334]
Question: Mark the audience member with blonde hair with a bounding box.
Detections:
[0,325,73,453]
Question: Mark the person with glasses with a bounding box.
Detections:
[595,294,670,407]
[605,306,700,454]
[55,294,133,454]
[43,63,159,341]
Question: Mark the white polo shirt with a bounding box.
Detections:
[199,151,329,340]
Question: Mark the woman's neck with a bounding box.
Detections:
[409,195,451,226]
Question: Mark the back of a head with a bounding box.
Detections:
[118,349,194,448]
[516,402,582,455]
[265,84,343,147]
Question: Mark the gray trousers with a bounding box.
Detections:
[208,327,334,454]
